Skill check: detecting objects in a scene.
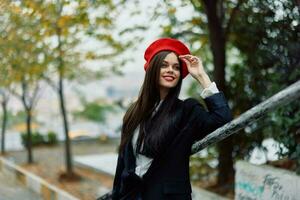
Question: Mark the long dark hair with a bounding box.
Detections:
[119,51,183,158]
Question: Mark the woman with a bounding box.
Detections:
[111,38,232,200]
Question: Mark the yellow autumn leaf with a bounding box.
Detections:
[168,7,176,15]
[79,1,88,9]
[11,4,22,14]
[85,52,96,59]
[57,15,72,28]
[191,18,202,25]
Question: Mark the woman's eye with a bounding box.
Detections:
[174,65,180,70]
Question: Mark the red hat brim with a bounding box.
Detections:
[144,38,190,79]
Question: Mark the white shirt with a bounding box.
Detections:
[131,82,219,177]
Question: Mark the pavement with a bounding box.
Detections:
[74,153,118,177]
[0,172,42,200]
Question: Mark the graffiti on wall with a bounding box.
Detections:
[235,161,299,200]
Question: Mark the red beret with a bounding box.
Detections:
[144,37,191,79]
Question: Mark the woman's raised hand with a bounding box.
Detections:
[179,54,206,78]
[179,54,212,88]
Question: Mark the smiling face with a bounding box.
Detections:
[159,52,181,98]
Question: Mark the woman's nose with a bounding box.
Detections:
[166,65,175,73]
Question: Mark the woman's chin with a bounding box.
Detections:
[160,83,177,89]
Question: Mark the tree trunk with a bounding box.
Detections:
[25,108,33,163]
[20,81,34,164]
[20,80,33,164]
[55,20,74,176]
[58,73,73,175]
[202,0,234,185]
[1,100,7,154]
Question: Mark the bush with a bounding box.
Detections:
[32,131,44,145]
[46,131,58,145]
[20,132,27,147]
[21,131,58,148]
[21,131,43,148]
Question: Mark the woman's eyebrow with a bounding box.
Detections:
[163,60,179,65]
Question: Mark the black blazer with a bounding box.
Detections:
[112,92,233,200]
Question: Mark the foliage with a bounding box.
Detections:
[21,131,43,147]
[1,110,39,128]
[73,101,116,123]
[21,131,58,147]
[46,131,59,145]
[0,0,146,171]
[190,147,218,184]
[16,0,144,83]
[0,1,49,162]
[230,0,300,173]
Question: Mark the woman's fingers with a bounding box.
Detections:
[179,54,193,58]
[179,57,190,66]
[179,55,198,62]
[179,55,191,63]
[179,55,200,65]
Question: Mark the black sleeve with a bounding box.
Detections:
[184,91,233,142]
[111,150,125,200]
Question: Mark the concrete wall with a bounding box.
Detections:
[235,160,300,200]
[0,157,79,200]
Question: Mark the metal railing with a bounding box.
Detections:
[192,79,300,154]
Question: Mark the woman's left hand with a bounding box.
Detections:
[179,54,206,78]
[179,54,212,88]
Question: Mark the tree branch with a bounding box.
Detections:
[190,0,203,12]
[225,0,245,40]
[0,89,10,104]
[8,86,22,100]
[41,74,58,91]
[172,30,205,38]
[29,82,41,110]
